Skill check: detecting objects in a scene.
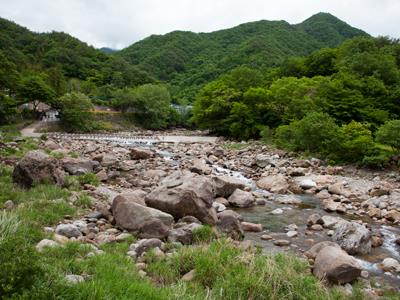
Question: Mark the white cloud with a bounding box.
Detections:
[1,0,399,49]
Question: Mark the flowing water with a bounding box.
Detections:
[211,163,400,290]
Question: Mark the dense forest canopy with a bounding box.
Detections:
[118,12,368,103]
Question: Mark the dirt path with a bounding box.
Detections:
[20,121,43,138]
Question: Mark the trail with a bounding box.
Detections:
[20,121,43,138]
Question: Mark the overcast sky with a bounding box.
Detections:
[1,0,399,49]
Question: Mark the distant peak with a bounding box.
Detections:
[301,12,342,24]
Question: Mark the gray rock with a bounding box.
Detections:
[62,158,99,175]
[313,246,361,284]
[333,221,371,255]
[168,223,203,245]
[381,258,400,273]
[12,150,65,188]
[112,196,173,233]
[129,238,163,257]
[190,159,212,175]
[65,274,85,284]
[3,200,15,210]
[36,239,59,252]
[145,171,218,224]
[227,189,255,208]
[273,239,291,246]
[217,210,244,240]
[307,214,322,227]
[130,148,154,160]
[255,154,276,168]
[241,222,263,232]
[299,178,317,190]
[213,175,246,198]
[256,174,288,194]
[305,241,341,260]
[55,224,82,238]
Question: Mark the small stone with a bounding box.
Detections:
[286,231,298,238]
[381,258,400,273]
[127,250,138,259]
[115,233,132,242]
[56,224,82,238]
[138,270,147,278]
[361,270,369,278]
[135,262,147,270]
[307,214,321,226]
[261,234,273,240]
[182,269,196,281]
[65,274,85,284]
[327,230,335,236]
[241,222,263,232]
[271,208,283,215]
[310,224,323,231]
[53,233,69,244]
[152,247,166,260]
[273,239,291,246]
[36,239,59,252]
[285,224,298,231]
[4,200,15,210]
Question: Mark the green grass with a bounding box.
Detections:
[147,239,342,300]
[78,173,100,187]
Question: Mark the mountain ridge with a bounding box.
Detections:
[117,12,368,101]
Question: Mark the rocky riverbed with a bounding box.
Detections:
[7,133,400,296]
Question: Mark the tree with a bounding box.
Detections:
[375,120,400,154]
[0,50,20,95]
[192,80,240,135]
[274,112,341,155]
[17,75,55,113]
[340,121,375,162]
[121,84,172,129]
[58,92,96,132]
[0,93,17,124]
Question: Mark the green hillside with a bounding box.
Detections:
[118,12,368,102]
[0,17,153,99]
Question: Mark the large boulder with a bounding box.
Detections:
[112,195,173,233]
[213,176,246,198]
[227,189,255,208]
[190,159,212,175]
[256,174,288,194]
[168,223,203,245]
[145,171,218,224]
[130,148,154,160]
[313,245,362,284]
[255,154,276,168]
[333,221,371,255]
[12,150,64,188]
[111,190,147,212]
[62,157,100,175]
[217,210,244,240]
[305,241,341,259]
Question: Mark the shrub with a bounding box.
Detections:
[274,112,341,155]
[78,173,100,186]
[192,225,215,243]
[375,120,400,154]
[362,153,389,168]
[58,92,100,133]
[339,121,375,162]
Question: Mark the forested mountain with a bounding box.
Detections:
[118,13,368,102]
[0,17,153,99]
